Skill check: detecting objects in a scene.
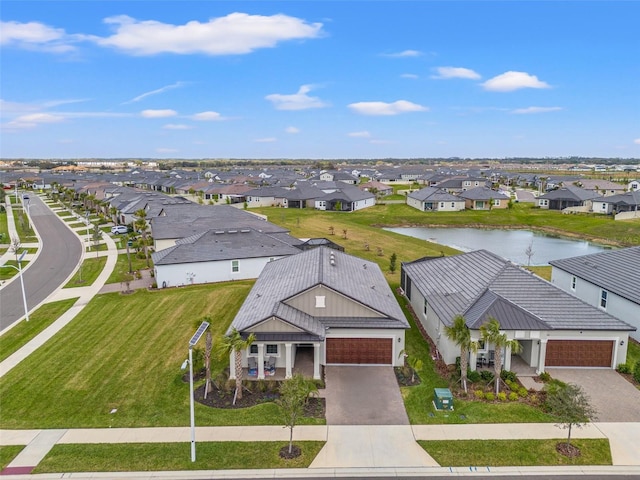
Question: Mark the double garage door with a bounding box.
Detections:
[326,338,392,365]
[545,340,614,367]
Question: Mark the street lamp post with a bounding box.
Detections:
[1,250,29,322]
[181,321,210,462]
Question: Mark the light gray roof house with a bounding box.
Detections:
[229,247,409,339]
[402,249,634,333]
[407,187,460,202]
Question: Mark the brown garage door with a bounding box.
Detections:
[326,338,392,364]
[545,340,614,367]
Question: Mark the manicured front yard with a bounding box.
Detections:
[0,283,323,429]
[106,253,151,284]
[34,441,325,473]
[420,439,612,466]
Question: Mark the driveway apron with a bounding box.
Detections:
[322,366,409,425]
[548,368,640,422]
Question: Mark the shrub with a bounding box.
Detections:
[497,392,507,402]
[508,392,519,401]
[474,389,485,399]
[480,370,494,382]
[538,372,551,382]
[468,370,481,383]
[485,392,495,401]
[616,363,631,374]
[518,387,528,398]
[634,360,640,383]
[500,370,518,383]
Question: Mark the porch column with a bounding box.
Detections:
[504,345,512,371]
[229,350,236,379]
[469,350,478,372]
[313,343,321,380]
[285,344,292,379]
[537,339,548,374]
[257,344,265,380]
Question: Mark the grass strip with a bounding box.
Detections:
[106,253,151,284]
[0,212,9,240]
[0,298,79,362]
[0,260,29,281]
[34,441,325,473]
[63,257,107,288]
[0,445,25,470]
[419,438,612,466]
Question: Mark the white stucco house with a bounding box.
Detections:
[401,250,634,373]
[406,187,465,212]
[227,247,410,380]
[549,246,640,342]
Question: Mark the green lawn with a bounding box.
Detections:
[0,211,9,241]
[35,441,325,473]
[63,257,107,288]
[106,253,151,284]
[11,208,37,242]
[0,260,29,280]
[0,283,323,429]
[525,266,552,281]
[0,298,78,362]
[626,338,640,367]
[56,211,73,217]
[420,439,612,466]
[0,446,24,470]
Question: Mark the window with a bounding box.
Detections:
[478,339,486,351]
[231,260,239,273]
[315,295,326,308]
[451,202,455,208]
[600,290,608,309]
[440,202,445,208]
[493,199,501,206]
[266,344,278,355]
[249,344,258,354]
[249,344,279,356]
[571,276,576,290]
[424,298,428,314]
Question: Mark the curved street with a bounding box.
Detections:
[0,196,82,330]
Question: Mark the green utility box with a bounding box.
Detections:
[433,388,454,411]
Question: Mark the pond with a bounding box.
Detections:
[384,227,611,266]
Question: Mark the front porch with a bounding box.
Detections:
[242,346,318,381]
[231,343,322,381]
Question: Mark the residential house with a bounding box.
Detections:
[313,170,358,185]
[406,187,465,212]
[228,247,410,380]
[435,176,488,193]
[591,191,640,215]
[152,228,302,288]
[358,180,393,198]
[574,179,626,197]
[537,186,600,210]
[313,183,376,212]
[401,250,634,372]
[458,187,511,210]
[628,180,640,192]
[549,247,640,341]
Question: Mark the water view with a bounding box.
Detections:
[384,227,611,266]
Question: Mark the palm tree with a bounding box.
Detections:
[133,208,150,268]
[444,314,477,393]
[480,317,523,394]
[217,328,256,402]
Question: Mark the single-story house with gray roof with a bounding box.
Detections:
[550,246,640,341]
[406,187,465,212]
[227,247,410,380]
[537,186,599,210]
[458,187,511,210]
[401,250,634,373]
[152,228,302,287]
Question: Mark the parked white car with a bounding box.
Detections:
[111,225,128,235]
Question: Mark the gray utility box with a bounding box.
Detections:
[433,388,454,411]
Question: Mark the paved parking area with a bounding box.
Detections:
[549,368,640,422]
[321,366,409,425]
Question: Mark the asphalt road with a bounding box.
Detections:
[0,196,82,330]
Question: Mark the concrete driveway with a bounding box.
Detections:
[321,366,409,425]
[549,368,640,422]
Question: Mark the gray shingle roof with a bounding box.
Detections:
[407,187,461,202]
[549,246,640,305]
[458,187,510,200]
[403,250,634,332]
[230,247,409,336]
[539,186,600,201]
[151,228,301,265]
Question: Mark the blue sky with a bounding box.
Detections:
[1,1,639,159]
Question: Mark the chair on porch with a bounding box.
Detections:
[248,357,258,376]
[265,356,276,376]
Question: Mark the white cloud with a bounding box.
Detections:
[285,126,300,134]
[348,131,371,138]
[400,73,419,79]
[156,148,178,153]
[5,112,65,129]
[634,138,640,145]
[140,109,177,118]
[123,82,187,104]
[511,106,563,114]
[0,20,76,53]
[254,137,277,143]
[431,66,481,80]
[163,123,192,130]
[265,85,328,111]
[190,111,223,121]
[382,49,422,57]
[481,71,551,92]
[96,13,323,56]
[348,100,428,116]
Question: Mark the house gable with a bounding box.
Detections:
[285,284,385,319]
[247,317,304,333]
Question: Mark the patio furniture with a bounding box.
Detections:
[248,357,258,376]
[265,356,276,375]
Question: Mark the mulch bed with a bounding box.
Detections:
[279,444,302,459]
[556,442,581,458]
[394,367,421,387]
